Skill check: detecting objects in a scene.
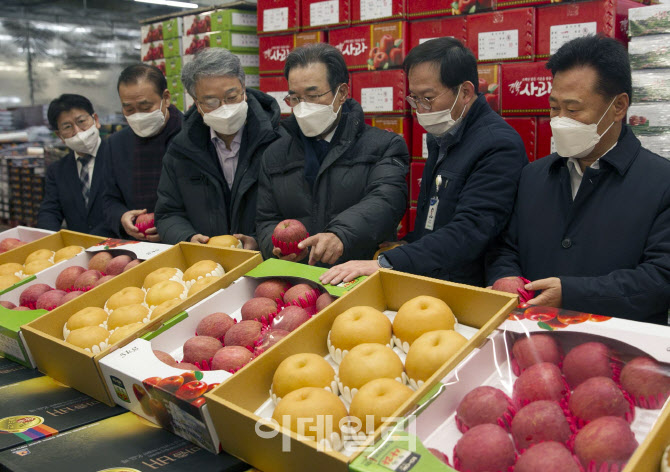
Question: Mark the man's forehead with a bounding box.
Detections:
[57,108,90,123]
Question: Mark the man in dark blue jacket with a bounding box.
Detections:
[37,94,110,236]
[486,36,670,325]
[321,38,527,286]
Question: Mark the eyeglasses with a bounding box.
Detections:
[283,88,335,108]
[57,115,94,138]
[406,89,452,111]
[197,91,245,111]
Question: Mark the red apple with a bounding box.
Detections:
[135,213,155,235]
[272,219,308,256]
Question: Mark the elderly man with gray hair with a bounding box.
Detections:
[155,48,284,247]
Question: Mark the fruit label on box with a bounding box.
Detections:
[232,33,259,48]
[422,133,428,158]
[360,0,392,21]
[264,7,290,31]
[0,331,24,363]
[295,31,325,47]
[232,12,257,27]
[361,87,394,112]
[247,75,260,88]
[310,0,339,26]
[550,22,596,54]
[478,29,519,60]
[238,54,260,68]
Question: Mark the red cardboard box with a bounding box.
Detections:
[352,70,408,114]
[500,61,552,116]
[536,116,554,158]
[410,161,425,205]
[504,117,536,161]
[350,0,404,24]
[407,0,493,20]
[258,0,300,34]
[369,116,412,152]
[260,76,292,115]
[330,21,408,71]
[467,8,536,62]
[536,0,641,59]
[259,34,294,75]
[496,0,550,11]
[409,207,417,233]
[295,30,327,47]
[409,17,468,48]
[411,117,429,160]
[301,0,350,29]
[478,63,501,113]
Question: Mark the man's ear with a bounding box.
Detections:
[163,89,172,105]
[338,83,349,105]
[613,92,629,123]
[93,113,101,130]
[462,81,476,102]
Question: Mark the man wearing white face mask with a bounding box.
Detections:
[155,48,283,246]
[256,44,409,266]
[37,94,110,236]
[487,35,670,324]
[321,38,526,286]
[103,64,183,241]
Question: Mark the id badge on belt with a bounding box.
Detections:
[425,175,445,231]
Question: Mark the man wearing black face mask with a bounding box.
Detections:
[321,38,526,286]
[256,43,409,266]
[155,48,284,247]
[487,35,670,324]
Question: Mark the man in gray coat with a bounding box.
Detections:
[155,48,283,247]
[256,44,410,266]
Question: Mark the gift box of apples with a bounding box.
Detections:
[406,0,492,21]
[537,116,554,158]
[184,12,213,36]
[141,22,163,44]
[500,61,553,116]
[257,0,301,34]
[162,16,183,40]
[329,22,407,72]
[204,269,517,472]
[141,41,164,62]
[260,76,292,115]
[144,58,166,76]
[20,243,262,407]
[99,259,346,453]
[409,17,467,49]
[259,34,295,75]
[504,117,537,162]
[368,117,412,155]
[467,8,536,63]
[210,9,258,33]
[301,0,350,29]
[350,0,404,24]
[352,70,408,115]
[351,306,670,472]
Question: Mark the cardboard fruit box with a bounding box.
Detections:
[20,243,262,407]
[258,0,301,34]
[144,58,166,76]
[163,37,182,58]
[162,16,183,39]
[165,55,182,77]
[330,21,408,72]
[351,70,408,115]
[409,17,467,49]
[467,8,536,62]
[0,240,169,367]
[301,0,350,29]
[350,307,670,472]
[368,116,412,154]
[500,61,553,116]
[259,34,295,75]
[260,76,292,115]
[504,117,536,161]
[0,412,248,472]
[410,161,425,206]
[406,0,492,20]
[478,63,501,114]
[182,31,259,56]
[536,116,554,158]
[211,9,258,33]
[141,22,163,43]
[411,117,428,161]
[0,226,53,255]
[184,11,213,36]
[205,269,517,472]
[141,41,164,62]
[350,0,404,24]
[99,259,359,453]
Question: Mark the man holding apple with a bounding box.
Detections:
[487,36,670,324]
[321,38,526,286]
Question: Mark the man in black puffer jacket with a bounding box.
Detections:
[155,48,284,248]
[256,44,410,266]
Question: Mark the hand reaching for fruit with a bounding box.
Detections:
[298,232,344,266]
[319,259,379,285]
[233,234,258,250]
[190,234,210,244]
[272,246,309,262]
[121,209,151,241]
[525,277,562,307]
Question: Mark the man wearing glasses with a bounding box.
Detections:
[256,43,409,266]
[321,38,526,285]
[154,48,283,247]
[37,94,110,236]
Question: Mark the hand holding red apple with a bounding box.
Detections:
[121,209,151,241]
[298,232,344,266]
[272,246,309,262]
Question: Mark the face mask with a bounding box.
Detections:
[125,99,167,138]
[293,85,342,137]
[416,84,465,137]
[64,124,100,156]
[202,98,248,136]
[550,98,616,159]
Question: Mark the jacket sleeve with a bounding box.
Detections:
[559,186,670,322]
[385,135,526,280]
[255,150,283,260]
[36,163,64,232]
[101,138,131,238]
[325,134,409,261]
[154,155,198,245]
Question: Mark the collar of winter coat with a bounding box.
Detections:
[168,87,282,166]
[425,93,490,153]
[548,124,641,176]
[281,98,365,143]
